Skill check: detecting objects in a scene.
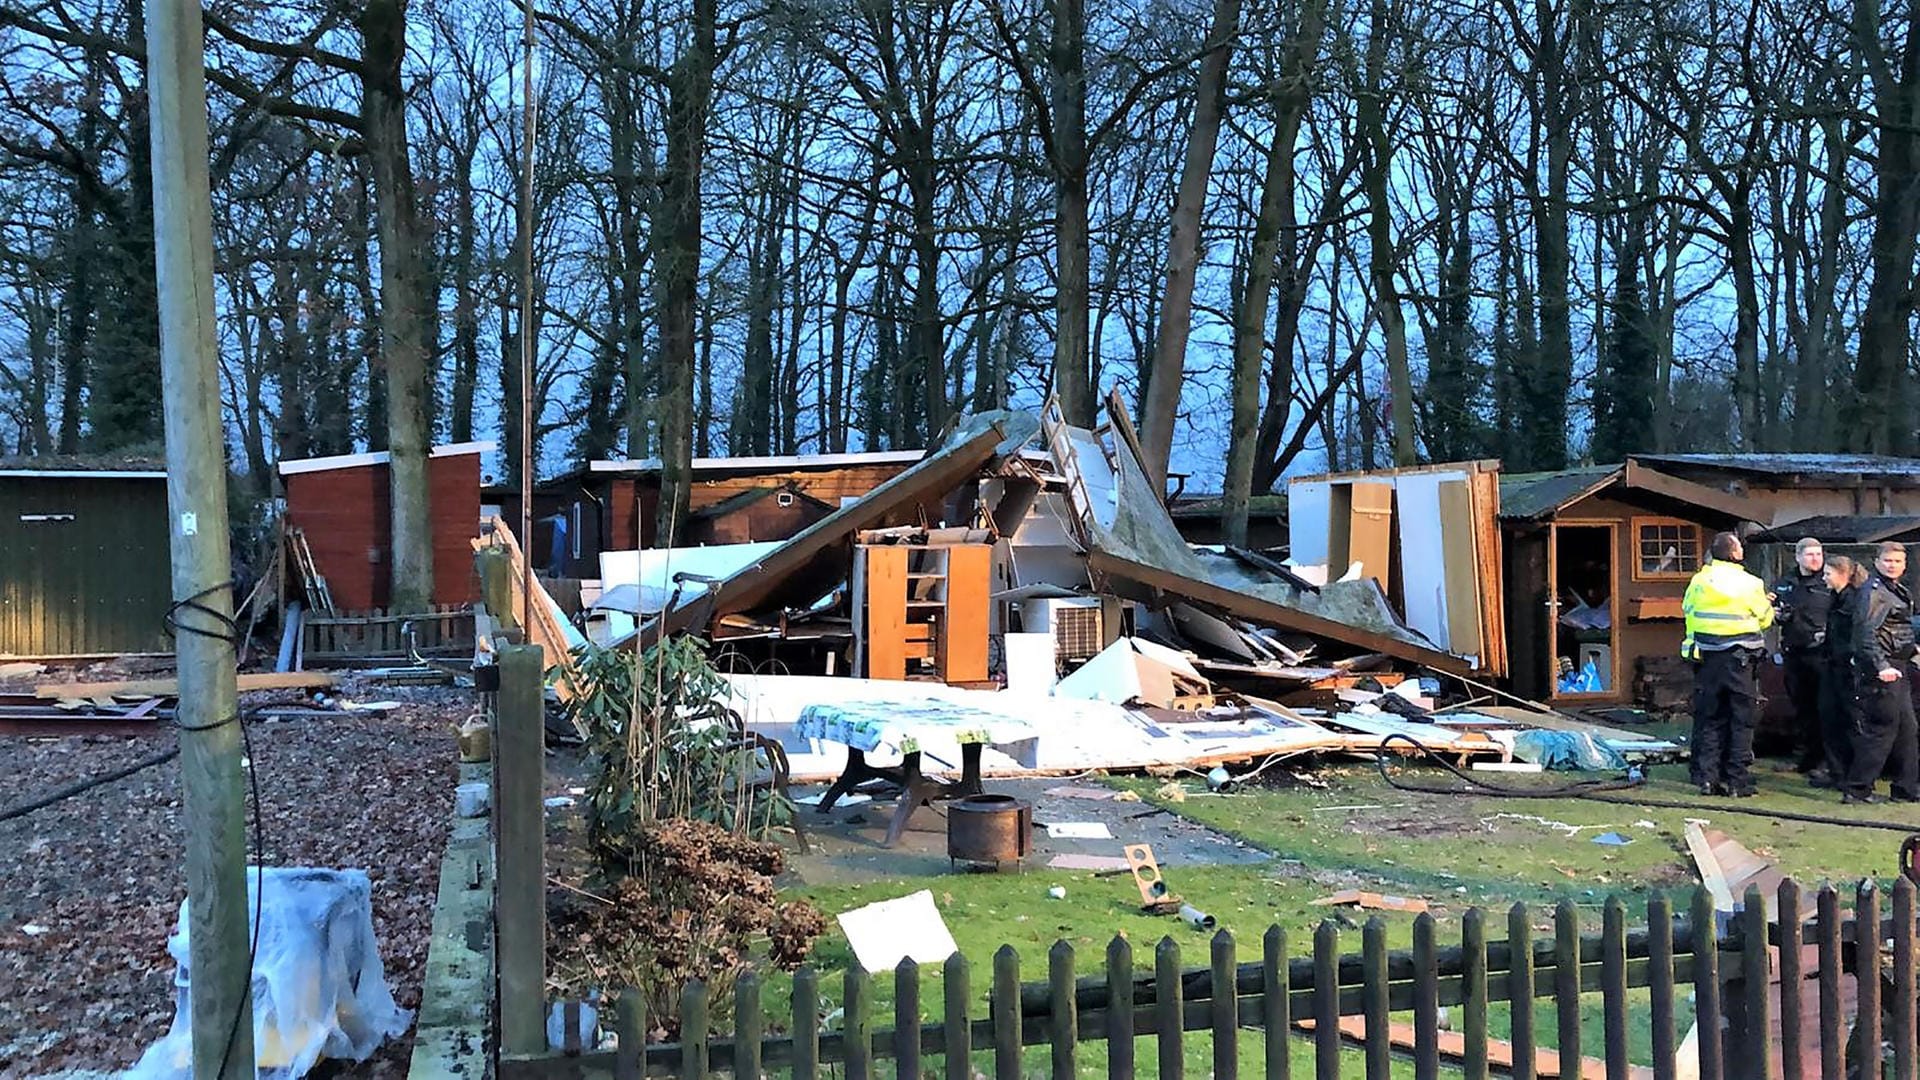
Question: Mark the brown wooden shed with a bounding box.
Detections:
[279,442,490,611]
[1499,461,1760,705]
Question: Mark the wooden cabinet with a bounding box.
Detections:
[854,541,991,682]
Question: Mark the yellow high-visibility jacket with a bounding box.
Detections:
[1681,559,1775,658]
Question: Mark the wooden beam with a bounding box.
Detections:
[35,672,336,700]
[656,422,1008,639]
[1085,550,1472,674]
[1622,461,1761,523]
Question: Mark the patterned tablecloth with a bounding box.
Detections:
[795,698,1038,755]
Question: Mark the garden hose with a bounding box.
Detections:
[1372,732,1920,833]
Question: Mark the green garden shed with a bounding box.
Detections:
[0,466,174,657]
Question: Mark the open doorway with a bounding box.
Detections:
[1550,523,1619,698]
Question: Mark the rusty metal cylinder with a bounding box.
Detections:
[947,794,1033,869]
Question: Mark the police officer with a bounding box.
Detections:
[1683,531,1775,796]
[1771,537,1834,782]
[1841,542,1919,804]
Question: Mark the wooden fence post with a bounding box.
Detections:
[1214,930,1239,1080]
[1050,941,1077,1080]
[1856,881,1882,1080]
[1108,936,1134,1080]
[1893,878,1915,1080]
[1314,920,1339,1080]
[1264,925,1290,1080]
[496,644,546,1055]
[946,953,972,1080]
[1363,918,1390,1080]
[1693,887,1725,1080]
[1817,885,1843,1080]
[896,958,921,1080]
[736,972,764,1080]
[1462,909,1489,1080]
[1736,885,1775,1080]
[1648,892,1677,1080]
[992,946,1020,1080]
[1413,913,1439,1080]
[1508,903,1536,1080]
[1555,900,1582,1073]
[1157,937,1184,1080]
[1778,880,1805,1080]
[793,966,820,1080]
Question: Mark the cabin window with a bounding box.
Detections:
[1633,517,1701,579]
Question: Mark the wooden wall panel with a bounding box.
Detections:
[286,454,482,611]
[1437,480,1484,657]
[1347,481,1395,591]
[940,545,991,683]
[861,546,908,680]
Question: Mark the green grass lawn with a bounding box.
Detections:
[753,753,1916,1076]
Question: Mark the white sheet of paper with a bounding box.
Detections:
[836,890,959,973]
[1047,821,1114,840]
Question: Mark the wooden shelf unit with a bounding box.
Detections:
[854,541,991,682]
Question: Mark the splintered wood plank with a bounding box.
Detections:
[36,672,337,700]
[863,546,909,680]
[940,544,991,683]
[1439,479,1485,657]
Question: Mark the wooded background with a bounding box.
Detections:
[1,0,1916,548]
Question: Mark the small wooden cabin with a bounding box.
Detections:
[279,442,490,611]
[1499,462,1757,704]
[0,465,172,656]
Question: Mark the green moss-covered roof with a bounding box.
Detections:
[1498,466,1620,520]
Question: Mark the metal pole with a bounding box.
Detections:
[146,0,252,1075]
[518,0,537,629]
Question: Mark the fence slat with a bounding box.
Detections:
[1412,913,1438,1080]
[1647,893,1677,1080]
[1158,937,1184,1080]
[945,953,971,1080]
[615,990,642,1080]
[1462,909,1488,1080]
[1817,885,1843,1080]
[844,967,871,1080]
[1857,881,1882,1080]
[1555,900,1581,1074]
[1213,931,1239,1080]
[1264,925,1290,1080]
[1508,904,1537,1080]
[1106,937,1133,1080]
[1896,878,1916,1080]
[1049,941,1075,1080]
[1779,879,1805,1080]
[1739,886,1775,1080]
[1693,887,1724,1080]
[1603,897,1628,1080]
[896,959,921,1080]
[992,946,1020,1080]
[1363,918,1390,1080]
[791,968,819,1080]
[1314,921,1339,1080]
[681,981,709,1080]
[736,973,763,1080]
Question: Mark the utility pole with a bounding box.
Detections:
[147,0,254,1076]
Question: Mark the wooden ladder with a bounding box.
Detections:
[287,528,336,615]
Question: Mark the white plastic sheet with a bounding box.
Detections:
[125,867,411,1080]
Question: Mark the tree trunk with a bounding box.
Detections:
[1050,0,1094,426]
[1139,0,1241,486]
[1355,0,1415,467]
[653,0,715,544]
[1793,112,1849,448]
[1224,0,1324,545]
[1528,0,1575,471]
[360,0,433,613]
[1851,0,1920,455]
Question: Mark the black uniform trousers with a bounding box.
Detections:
[1819,658,1858,783]
[1782,648,1827,771]
[1844,671,1919,800]
[1692,647,1760,792]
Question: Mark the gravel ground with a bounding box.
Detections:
[0,677,466,1078]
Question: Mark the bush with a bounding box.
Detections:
[566,638,794,870]
[550,819,825,1036]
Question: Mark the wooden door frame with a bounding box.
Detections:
[1548,519,1623,702]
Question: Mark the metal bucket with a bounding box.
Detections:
[947,793,1033,869]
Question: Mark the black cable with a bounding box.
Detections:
[0,747,181,824]
[1373,732,1920,833]
[165,580,244,647]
